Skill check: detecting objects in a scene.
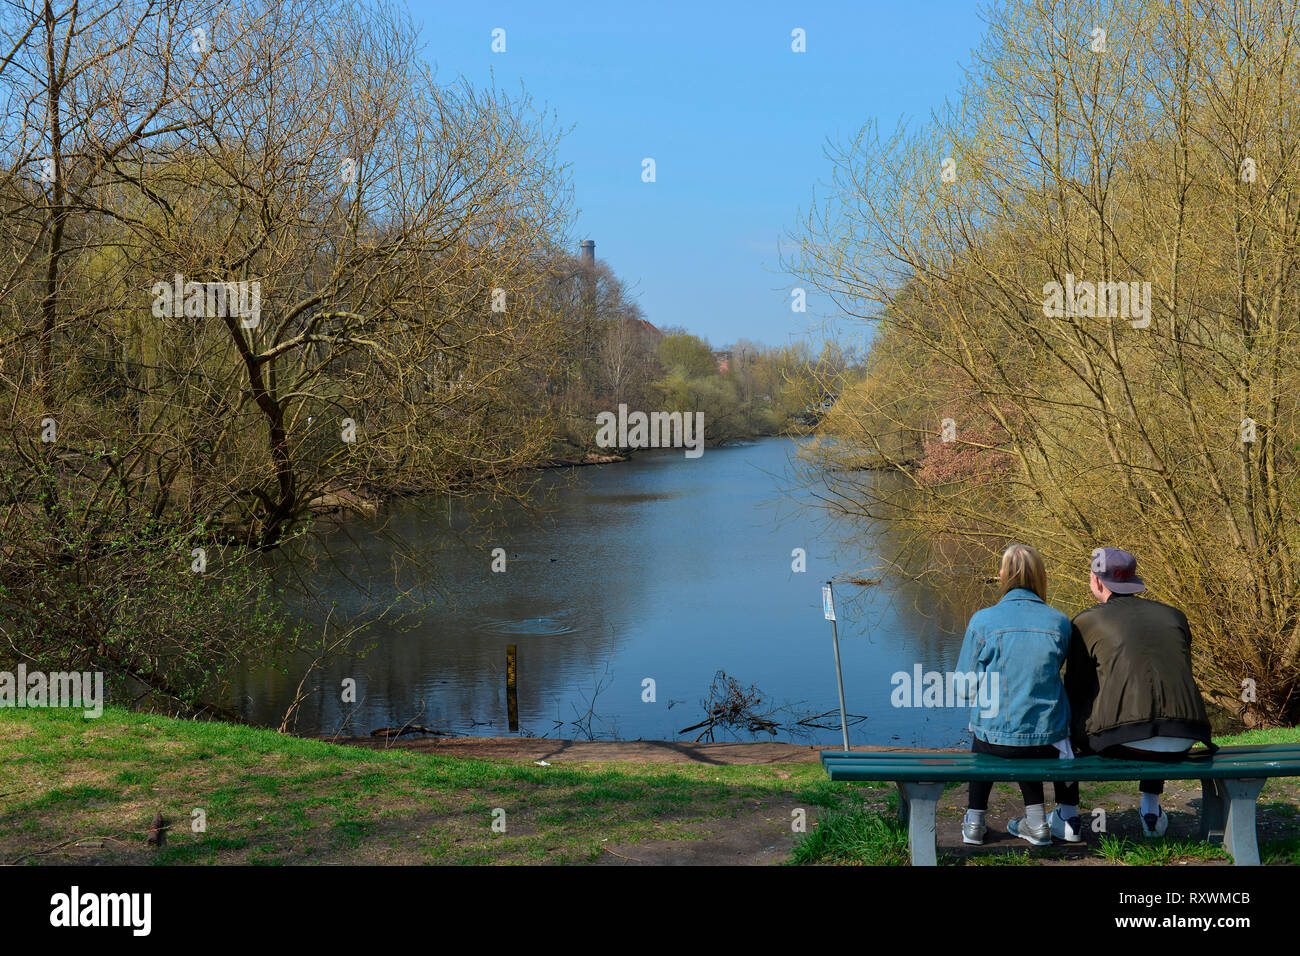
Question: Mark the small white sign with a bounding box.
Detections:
[822,584,836,621]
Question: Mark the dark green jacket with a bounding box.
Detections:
[1063,594,1212,751]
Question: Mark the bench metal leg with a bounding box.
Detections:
[898,781,946,866]
[1220,778,1265,866]
[896,781,909,825]
[1198,778,1226,844]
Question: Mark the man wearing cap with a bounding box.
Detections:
[1055,547,1215,841]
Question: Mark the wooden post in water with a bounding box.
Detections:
[506,644,518,732]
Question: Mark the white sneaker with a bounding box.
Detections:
[1141,808,1169,838]
[1050,807,1083,843]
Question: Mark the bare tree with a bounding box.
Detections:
[0,0,577,717]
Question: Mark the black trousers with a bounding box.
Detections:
[967,737,1080,811]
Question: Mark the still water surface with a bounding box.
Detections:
[233,437,974,747]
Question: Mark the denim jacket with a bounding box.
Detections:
[954,588,1072,746]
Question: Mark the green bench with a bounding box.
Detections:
[821,744,1300,866]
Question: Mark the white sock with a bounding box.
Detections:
[965,809,986,825]
[1140,793,1160,816]
[1024,803,1047,828]
[1056,804,1079,821]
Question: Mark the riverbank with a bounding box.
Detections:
[325,735,945,763]
[310,434,787,522]
[3,707,1300,865]
[304,450,634,520]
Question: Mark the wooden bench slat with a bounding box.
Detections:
[821,744,1300,760]
[820,749,1300,764]
[820,765,1300,778]
[819,744,1300,782]
[820,755,1300,771]
[821,754,1300,782]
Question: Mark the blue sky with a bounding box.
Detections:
[406,1,988,349]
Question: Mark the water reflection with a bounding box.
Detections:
[232,438,978,747]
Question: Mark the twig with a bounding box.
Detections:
[600,844,656,865]
[326,694,368,743]
[6,835,133,865]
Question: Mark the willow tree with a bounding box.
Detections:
[795,0,1300,726]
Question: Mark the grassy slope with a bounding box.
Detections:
[1,707,1296,865]
[0,707,873,864]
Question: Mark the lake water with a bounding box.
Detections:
[232,437,976,747]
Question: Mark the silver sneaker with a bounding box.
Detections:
[1008,816,1052,846]
[962,818,987,845]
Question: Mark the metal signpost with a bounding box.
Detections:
[822,581,850,751]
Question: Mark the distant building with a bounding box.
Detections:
[616,315,663,351]
[712,349,732,374]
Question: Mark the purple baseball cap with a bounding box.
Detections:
[1090,547,1145,594]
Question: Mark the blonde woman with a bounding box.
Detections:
[954,544,1079,846]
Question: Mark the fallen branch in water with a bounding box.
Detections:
[369,724,455,738]
[676,675,873,742]
[795,709,869,730]
[678,670,783,741]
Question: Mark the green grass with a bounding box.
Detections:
[1097,834,1230,864]
[1262,837,1300,864]
[0,706,878,865]
[1215,728,1300,746]
[787,804,912,865]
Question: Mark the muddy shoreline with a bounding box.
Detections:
[323,735,964,764]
